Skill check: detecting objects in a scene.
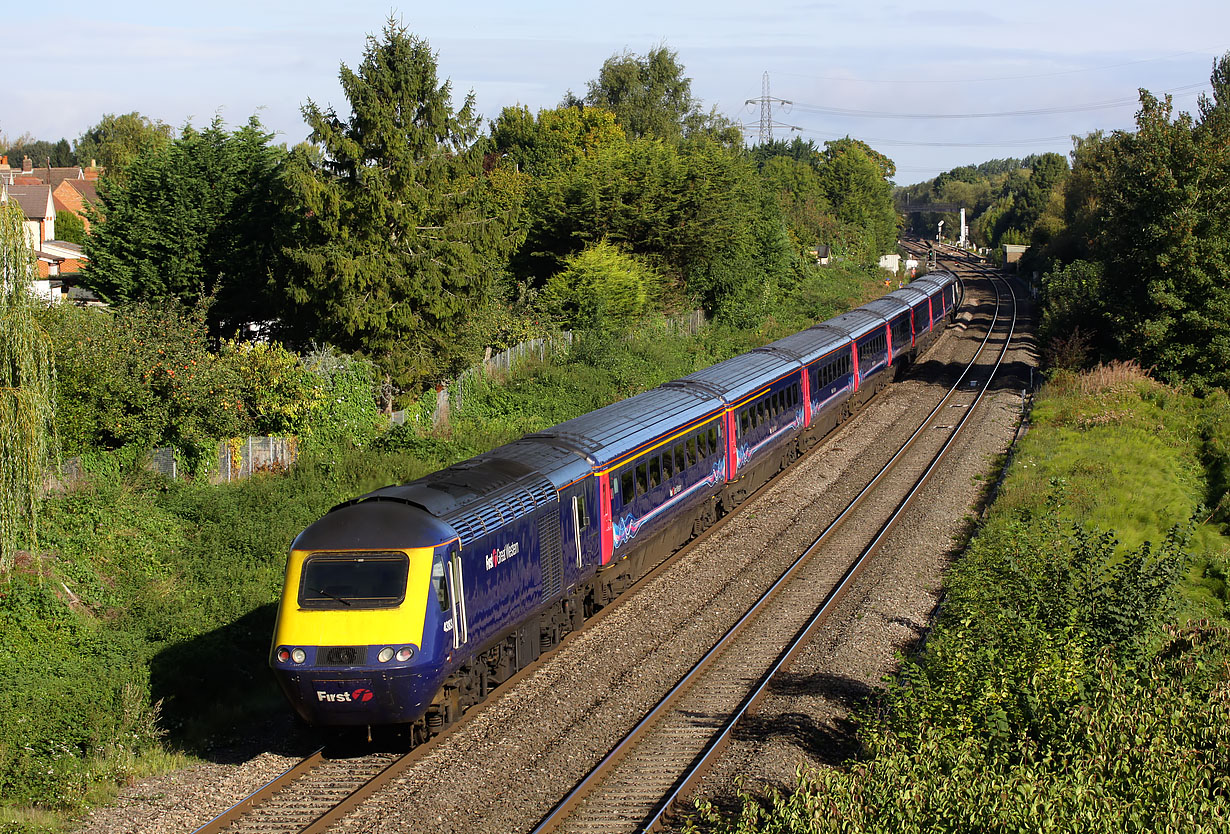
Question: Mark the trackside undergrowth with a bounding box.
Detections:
[685,362,1230,834]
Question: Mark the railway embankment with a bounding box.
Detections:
[685,361,1230,832]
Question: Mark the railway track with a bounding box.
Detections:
[191,258,1004,834]
[528,259,1015,834]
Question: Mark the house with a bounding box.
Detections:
[1,181,91,283]
[53,178,100,232]
[3,183,55,248]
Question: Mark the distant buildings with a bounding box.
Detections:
[0,154,102,302]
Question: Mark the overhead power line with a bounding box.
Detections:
[786,82,1209,120]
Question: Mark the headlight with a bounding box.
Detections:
[291,648,306,664]
[377,647,394,663]
[396,647,414,662]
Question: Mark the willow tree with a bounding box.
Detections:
[0,200,55,573]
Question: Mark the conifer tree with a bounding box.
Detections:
[0,201,55,573]
[281,19,519,389]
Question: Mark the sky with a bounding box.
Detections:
[2,1,1228,185]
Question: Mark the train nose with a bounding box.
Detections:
[276,667,440,726]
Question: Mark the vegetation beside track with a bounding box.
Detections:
[685,362,1230,833]
[0,265,887,832]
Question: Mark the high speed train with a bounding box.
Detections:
[270,272,961,734]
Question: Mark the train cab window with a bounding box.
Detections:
[620,469,634,503]
[636,463,648,496]
[300,551,409,610]
[686,436,697,466]
[432,550,450,611]
[576,494,590,529]
[649,456,661,489]
[707,427,718,453]
[674,443,686,472]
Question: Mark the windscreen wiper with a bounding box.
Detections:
[312,587,352,606]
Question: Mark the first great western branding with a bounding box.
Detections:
[485,540,520,571]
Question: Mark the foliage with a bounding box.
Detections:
[0,201,56,573]
[53,211,85,246]
[753,137,899,263]
[81,116,289,336]
[513,135,794,325]
[542,240,657,330]
[490,104,627,177]
[0,138,74,168]
[581,45,741,144]
[37,304,381,474]
[279,19,522,394]
[72,112,174,184]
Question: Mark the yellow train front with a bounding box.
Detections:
[270,499,459,727]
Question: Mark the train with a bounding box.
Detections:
[269,271,962,733]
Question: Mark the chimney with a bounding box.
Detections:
[22,155,33,172]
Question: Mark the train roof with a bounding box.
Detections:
[527,383,726,472]
[352,455,557,546]
[757,325,850,366]
[819,308,885,340]
[860,297,912,320]
[886,286,932,309]
[293,499,456,552]
[670,349,802,408]
[911,271,957,293]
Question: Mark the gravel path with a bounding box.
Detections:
[72,268,1036,834]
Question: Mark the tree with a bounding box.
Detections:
[54,211,85,245]
[491,104,626,176]
[73,112,174,183]
[81,116,289,335]
[280,19,520,390]
[0,137,74,168]
[583,45,738,143]
[542,240,655,330]
[0,201,55,573]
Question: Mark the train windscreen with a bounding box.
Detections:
[298,551,409,609]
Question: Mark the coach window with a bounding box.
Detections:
[674,443,686,473]
[696,431,709,458]
[649,456,661,489]
[707,427,718,453]
[662,449,674,480]
[686,436,697,466]
[636,462,648,496]
[621,469,635,503]
[739,410,750,437]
